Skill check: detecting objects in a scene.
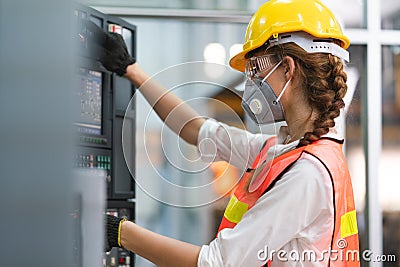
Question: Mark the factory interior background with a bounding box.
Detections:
[0,0,399,266]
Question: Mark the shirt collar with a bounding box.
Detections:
[277,125,344,145]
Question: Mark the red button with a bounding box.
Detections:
[119,258,125,264]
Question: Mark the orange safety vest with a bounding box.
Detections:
[217,137,360,266]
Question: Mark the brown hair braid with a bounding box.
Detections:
[264,43,348,147]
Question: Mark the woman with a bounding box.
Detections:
[94,0,360,266]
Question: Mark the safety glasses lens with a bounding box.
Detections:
[245,55,276,79]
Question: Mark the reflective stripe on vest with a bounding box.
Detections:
[217,138,360,266]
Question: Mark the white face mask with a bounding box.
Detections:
[241,61,291,125]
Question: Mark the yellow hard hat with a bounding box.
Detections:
[230,0,350,72]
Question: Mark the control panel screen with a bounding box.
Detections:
[75,68,102,135]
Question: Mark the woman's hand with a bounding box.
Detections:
[104,214,127,252]
[84,20,135,76]
[104,214,200,266]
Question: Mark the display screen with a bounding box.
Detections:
[75,68,102,135]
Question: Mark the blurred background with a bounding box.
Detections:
[1,0,399,266]
[85,0,400,266]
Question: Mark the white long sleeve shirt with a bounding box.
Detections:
[197,119,336,267]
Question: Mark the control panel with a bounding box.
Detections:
[73,4,137,267]
[73,5,136,200]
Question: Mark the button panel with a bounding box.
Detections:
[79,135,108,145]
[74,153,111,171]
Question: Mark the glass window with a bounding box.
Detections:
[345,45,367,256]
[381,45,400,263]
[320,0,366,28]
[123,17,246,70]
[83,0,248,11]
[381,0,400,30]
[85,0,366,28]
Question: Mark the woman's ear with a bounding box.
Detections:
[282,56,295,81]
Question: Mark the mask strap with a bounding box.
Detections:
[261,60,282,83]
[273,78,291,105]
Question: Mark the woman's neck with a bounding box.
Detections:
[284,103,316,142]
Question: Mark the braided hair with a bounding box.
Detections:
[265,43,348,147]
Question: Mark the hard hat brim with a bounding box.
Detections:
[229,31,350,73]
[229,47,253,73]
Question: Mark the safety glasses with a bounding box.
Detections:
[245,54,279,79]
